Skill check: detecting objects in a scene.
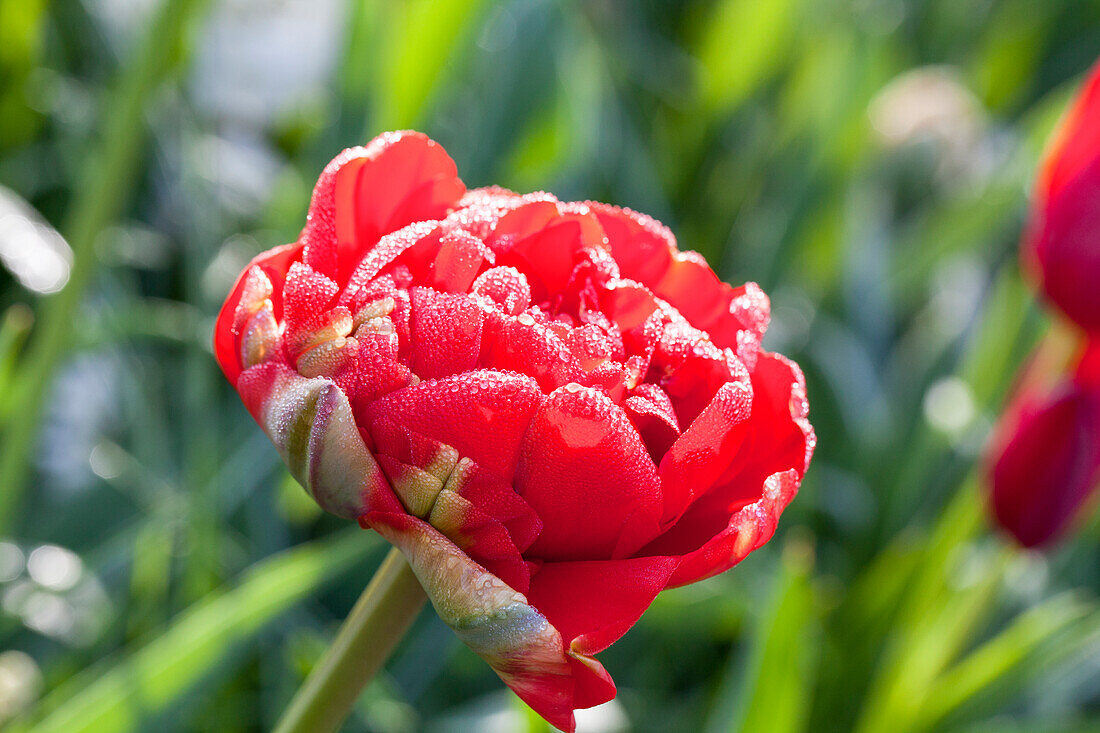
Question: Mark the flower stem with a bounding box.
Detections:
[273,546,426,733]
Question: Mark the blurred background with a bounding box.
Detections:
[1,0,1099,731]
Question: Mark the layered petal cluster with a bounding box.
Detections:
[988,59,1100,548]
[215,131,815,730]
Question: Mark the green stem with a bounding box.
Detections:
[273,546,427,733]
[0,0,208,532]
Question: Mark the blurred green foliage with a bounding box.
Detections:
[1,0,1099,731]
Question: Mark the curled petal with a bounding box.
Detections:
[489,200,607,300]
[643,353,814,583]
[472,266,532,315]
[427,229,494,292]
[214,243,303,384]
[301,131,465,282]
[340,221,443,310]
[237,362,391,519]
[665,470,802,587]
[622,383,681,463]
[525,556,680,707]
[367,511,607,733]
[588,203,676,286]
[657,378,753,528]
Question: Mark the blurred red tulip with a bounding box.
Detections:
[988,374,1100,547]
[1024,60,1100,333]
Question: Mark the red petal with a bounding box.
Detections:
[526,555,680,655]
[407,287,485,380]
[1028,157,1100,333]
[588,203,772,351]
[364,370,544,485]
[656,378,753,528]
[214,243,302,384]
[340,221,443,308]
[525,555,680,707]
[488,200,606,301]
[366,511,589,733]
[281,262,341,356]
[516,384,663,560]
[622,383,681,462]
[369,418,542,555]
[471,266,532,315]
[642,353,814,582]
[300,131,465,283]
[588,203,676,286]
[988,380,1100,547]
[478,309,585,392]
[651,318,739,426]
[666,470,802,586]
[426,229,494,292]
[1039,60,1100,202]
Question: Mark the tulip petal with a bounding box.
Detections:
[365,370,545,484]
[1028,157,1100,333]
[526,555,679,701]
[408,287,485,380]
[516,384,663,561]
[644,353,814,583]
[471,266,532,315]
[623,383,681,462]
[339,221,443,309]
[988,381,1100,547]
[656,379,754,528]
[651,318,740,426]
[589,203,773,354]
[426,228,494,293]
[478,309,585,392]
[588,203,676,286]
[214,242,303,383]
[489,200,606,301]
[666,470,802,587]
[367,511,606,733]
[1039,60,1100,202]
[301,131,465,282]
[237,362,393,519]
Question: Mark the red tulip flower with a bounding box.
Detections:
[1024,59,1100,333]
[988,60,1100,549]
[215,131,814,730]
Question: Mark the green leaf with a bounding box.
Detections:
[916,593,1093,730]
[694,0,802,113]
[706,537,819,733]
[20,529,377,733]
[371,0,489,131]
